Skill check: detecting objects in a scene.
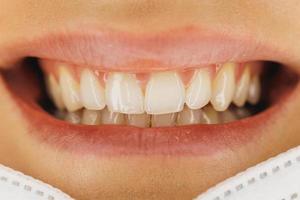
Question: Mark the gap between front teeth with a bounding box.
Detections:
[44,61,262,126]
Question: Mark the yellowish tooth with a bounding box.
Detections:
[219,110,238,123]
[80,69,105,110]
[247,75,261,104]
[105,73,144,114]
[46,75,65,110]
[127,113,151,128]
[145,71,185,114]
[101,108,125,125]
[233,66,250,107]
[65,111,82,124]
[177,106,202,125]
[201,105,220,124]
[151,113,177,127]
[185,68,212,109]
[81,109,101,125]
[211,63,236,111]
[59,67,82,112]
[233,108,252,119]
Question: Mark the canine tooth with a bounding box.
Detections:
[151,113,177,127]
[177,106,202,125]
[219,110,238,123]
[81,109,101,125]
[65,111,82,124]
[202,105,220,124]
[105,73,144,114]
[186,69,212,109]
[59,67,82,112]
[233,66,250,107]
[80,69,105,110]
[145,72,185,114]
[127,114,151,128]
[211,63,236,111]
[248,75,261,104]
[101,108,125,125]
[46,75,65,110]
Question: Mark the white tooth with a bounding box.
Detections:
[101,108,125,125]
[127,114,150,128]
[211,63,236,111]
[233,66,251,107]
[80,69,105,110]
[177,106,202,125]
[65,111,82,124]
[201,105,220,124]
[151,113,177,127]
[46,75,65,110]
[59,67,82,112]
[105,73,144,114]
[81,109,101,125]
[145,72,185,114]
[185,68,212,109]
[247,75,261,104]
[219,110,238,123]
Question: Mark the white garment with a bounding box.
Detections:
[1,146,300,200]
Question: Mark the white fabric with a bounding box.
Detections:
[195,145,300,200]
[0,164,73,200]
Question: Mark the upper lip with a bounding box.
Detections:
[0,25,296,72]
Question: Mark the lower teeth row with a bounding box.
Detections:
[56,105,252,128]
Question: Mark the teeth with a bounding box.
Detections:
[46,75,65,110]
[59,67,82,112]
[247,75,261,104]
[127,114,151,128]
[177,106,202,125]
[185,68,212,109]
[65,111,82,124]
[80,69,105,110]
[151,113,177,127]
[202,105,220,124]
[81,109,101,125]
[145,72,185,114]
[233,66,251,107]
[101,108,125,125]
[219,110,238,123]
[211,63,236,111]
[105,73,144,114]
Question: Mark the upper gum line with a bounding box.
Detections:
[41,59,262,116]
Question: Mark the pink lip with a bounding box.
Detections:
[0,26,291,72]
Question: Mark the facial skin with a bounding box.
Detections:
[1,1,300,199]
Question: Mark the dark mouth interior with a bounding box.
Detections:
[1,57,299,126]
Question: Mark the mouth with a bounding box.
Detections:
[0,27,299,156]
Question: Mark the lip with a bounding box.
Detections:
[0,25,299,156]
[0,25,295,72]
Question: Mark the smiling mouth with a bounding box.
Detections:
[0,27,299,155]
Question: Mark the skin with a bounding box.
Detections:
[1,1,300,199]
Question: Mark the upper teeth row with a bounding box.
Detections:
[45,62,261,115]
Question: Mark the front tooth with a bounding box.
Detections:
[202,105,220,124]
[247,75,261,104]
[233,66,250,107]
[105,73,144,114]
[101,108,125,125]
[80,69,105,110]
[65,111,82,124]
[177,106,202,125]
[127,114,150,128]
[81,109,101,125]
[59,67,82,112]
[145,71,185,114]
[219,110,238,123]
[185,68,212,109]
[151,113,177,127]
[211,63,236,111]
[46,75,65,110]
